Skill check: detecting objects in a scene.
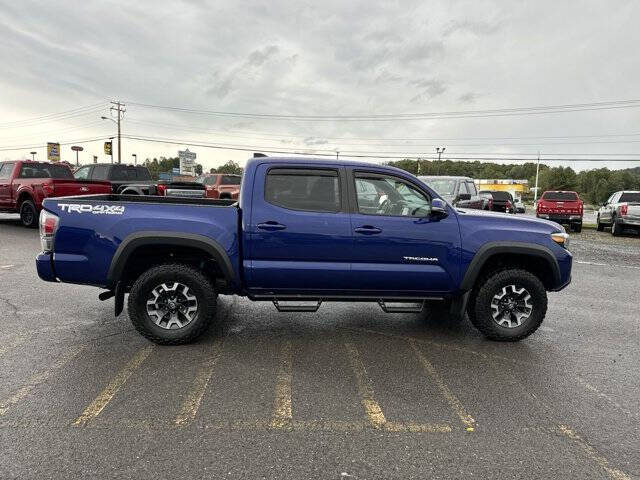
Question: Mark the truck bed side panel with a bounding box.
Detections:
[43,198,239,287]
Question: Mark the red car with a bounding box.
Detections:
[197,174,241,199]
[536,190,584,232]
[0,160,111,227]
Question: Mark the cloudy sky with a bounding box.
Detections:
[1,0,639,172]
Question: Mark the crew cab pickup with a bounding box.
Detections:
[0,160,111,227]
[419,176,485,210]
[37,157,572,345]
[597,190,640,236]
[74,163,206,198]
[536,191,583,232]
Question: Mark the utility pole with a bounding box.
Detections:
[132,153,137,165]
[534,151,541,202]
[335,149,339,160]
[416,157,420,175]
[109,101,125,164]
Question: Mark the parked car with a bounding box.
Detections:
[74,164,206,198]
[514,198,526,213]
[536,191,583,232]
[0,160,111,227]
[37,156,572,345]
[197,174,241,199]
[596,190,640,235]
[418,176,485,210]
[479,191,515,214]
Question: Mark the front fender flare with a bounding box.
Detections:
[460,241,561,291]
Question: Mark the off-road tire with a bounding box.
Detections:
[596,215,604,232]
[469,268,547,341]
[572,223,582,233]
[127,263,217,345]
[20,199,38,228]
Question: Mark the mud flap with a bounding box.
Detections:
[114,281,125,317]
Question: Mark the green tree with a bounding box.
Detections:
[213,160,243,175]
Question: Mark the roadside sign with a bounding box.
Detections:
[47,142,60,162]
[172,168,180,174]
[104,142,112,155]
[178,149,196,176]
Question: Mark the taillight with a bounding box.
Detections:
[43,183,55,197]
[620,204,628,215]
[39,210,59,252]
[156,184,167,196]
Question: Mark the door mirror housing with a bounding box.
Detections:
[431,198,448,218]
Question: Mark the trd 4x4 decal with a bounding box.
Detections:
[58,204,125,215]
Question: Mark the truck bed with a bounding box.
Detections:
[60,193,237,206]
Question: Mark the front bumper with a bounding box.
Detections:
[36,252,57,282]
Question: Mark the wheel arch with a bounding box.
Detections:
[107,231,235,290]
[461,242,561,292]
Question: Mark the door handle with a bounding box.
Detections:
[354,225,382,235]
[257,221,287,231]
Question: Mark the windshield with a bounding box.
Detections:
[420,178,456,196]
[620,192,640,203]
[542,191,578,201]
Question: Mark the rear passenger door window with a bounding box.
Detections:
[265,169,341,213]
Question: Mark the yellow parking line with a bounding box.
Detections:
[409,339,476,432]
[174,339,224,426]
[72,345,154,426]
[344,342,386,429]
[558,425,631,480]
[270,340,293,429]
[0,345,84,416]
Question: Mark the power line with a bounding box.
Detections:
[122,134,640,162]
[0,103,108,129]
[125,98,640,121]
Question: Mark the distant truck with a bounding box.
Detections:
[37,157,572,345]
[74,164,206,198]
[597,190,640,235]
[479,191,515,214]
[0,160,111,227]
[418,176,485,210]
[536,191,583,232]
[197,173,241,200]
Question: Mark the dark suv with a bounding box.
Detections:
[74,164,155,194]
[418,176,485,209]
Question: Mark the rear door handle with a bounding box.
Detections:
[354,225,382,235]
[257,221,287,231]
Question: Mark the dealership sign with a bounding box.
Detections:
[178,149,196,176]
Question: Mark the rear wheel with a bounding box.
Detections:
[572,222,582,233]
[19,199,38,228]
[127,263,217,345]
[596,215,604,231]
[611,216,622,236]
[469,268,547,341]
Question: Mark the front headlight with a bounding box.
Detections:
[551,232,570,249]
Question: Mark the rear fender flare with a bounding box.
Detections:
[107,231,235,289]
[460,241,561,291]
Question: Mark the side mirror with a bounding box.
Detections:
[458,193,471,201]
[431,198,448,218]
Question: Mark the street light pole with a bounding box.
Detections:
[102,101,125,164]
[132,153,137,165]
[435,147,446,175]
[534,151,541,202]
[30,151,36,161]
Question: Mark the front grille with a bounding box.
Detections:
[166,189,206,198]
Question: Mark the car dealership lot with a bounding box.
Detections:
[0,215,638,479]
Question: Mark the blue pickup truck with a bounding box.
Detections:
[36,157,572,344]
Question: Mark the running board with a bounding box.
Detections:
[273,299,322,312]
[377,299,425,313]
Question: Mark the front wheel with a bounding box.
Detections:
[127,263,217,345]
[469,269,547,341]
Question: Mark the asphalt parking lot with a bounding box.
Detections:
[0,214,638,479]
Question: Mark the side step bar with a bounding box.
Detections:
[377,300,425,313]
[266,296,440,313]
[273,299,322,312]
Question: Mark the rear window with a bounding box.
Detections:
[18,163,73,179]
[135,167,151,180]
[619,192,640,203]
[198,176,217,186]
[221,175,241,185]
[488,191,512,201]
[265,168,341,213]
[110,165,137,181]
[542,191,578,201]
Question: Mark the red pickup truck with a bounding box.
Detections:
[0,160,111,227]
[197,173,241,199]
[536,190,584,232]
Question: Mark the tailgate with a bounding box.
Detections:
[51,180,111,197]
[539,200,582,215]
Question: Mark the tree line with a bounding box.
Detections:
[387,159,640,205]
[144,157,244,179]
